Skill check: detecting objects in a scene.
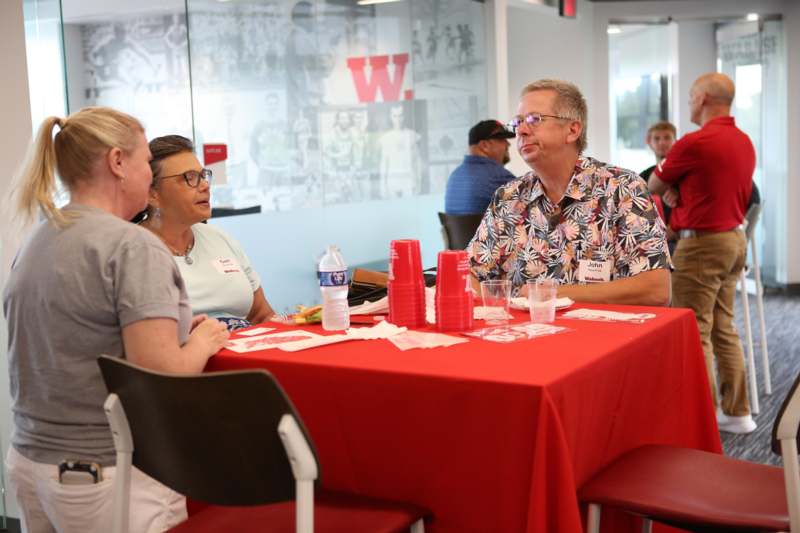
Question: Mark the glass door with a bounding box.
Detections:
[716,18,787,285]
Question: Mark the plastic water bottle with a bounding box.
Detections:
[318,245,350,331]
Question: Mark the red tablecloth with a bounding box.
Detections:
[204,304,721,533]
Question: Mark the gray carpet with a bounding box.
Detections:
[720,290,800,466]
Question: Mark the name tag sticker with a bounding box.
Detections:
[212,258,241,275]
[578,259,612,283]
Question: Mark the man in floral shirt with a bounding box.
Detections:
[468,79,671,305]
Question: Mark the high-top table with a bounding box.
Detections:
[205,303,720,533]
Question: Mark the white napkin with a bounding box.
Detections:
[226,330,322,353]
[509,297,574,311]
[562,308,656,323]
[279,321,407,351]
[472,306,514,321]
[236,326,275,337]
[346,320,407,340]
[388,330,469,351]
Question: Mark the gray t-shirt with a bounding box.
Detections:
[3,204,191,466]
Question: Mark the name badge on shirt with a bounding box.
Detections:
[578,259,612,283]
[212,258,241,275]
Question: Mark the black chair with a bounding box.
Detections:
[578,369,800,533]
[437,212,484,250]
[98,355,428,533]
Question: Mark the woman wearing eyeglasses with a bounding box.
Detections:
[138,135,276,330]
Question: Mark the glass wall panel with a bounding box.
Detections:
[717,19,787,285]
[608,23,674,173]
[186,0,487,212]
[23,0,67,133]
[30,0,489,310]
[61,0,193,139]
[185,0,488,308]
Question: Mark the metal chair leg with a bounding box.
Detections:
[642,517,653,533]
[587,503,601,533]
[410,518,425,533]
[740,268,759,414]
[751,237,771,395]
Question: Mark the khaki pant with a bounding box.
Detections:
[6,446,187,533]
[672,229,750,416]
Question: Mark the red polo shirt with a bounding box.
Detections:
[655,116,754,232]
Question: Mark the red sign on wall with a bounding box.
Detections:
[203,143,227,185]
[560,0,576,18]
[347,53,413,103]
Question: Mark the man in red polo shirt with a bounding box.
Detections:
[649,72,755,434]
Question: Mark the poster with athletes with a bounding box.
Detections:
[71,0,487,212]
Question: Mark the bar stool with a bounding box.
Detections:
[739,201,771,415]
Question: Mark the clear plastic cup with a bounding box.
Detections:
[527,279,557,323]
[480,279,511,325]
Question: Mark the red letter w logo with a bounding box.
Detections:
[347,54,413,103]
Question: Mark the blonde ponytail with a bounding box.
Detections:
[9,107,143,228]
[14,116,69,227]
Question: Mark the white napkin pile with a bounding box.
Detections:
[227,330,322,353]
[509,297,574,311]
[388,330,469,351]
[472,306,514,322]
[225,321,407,353]
[562,308,656,323]
[346,320,407,340]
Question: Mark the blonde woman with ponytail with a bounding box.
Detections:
[2,107,229,533]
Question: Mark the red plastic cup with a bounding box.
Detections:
[389,239,424,285]
[388,285,426,327]
[435,251,472,298]
[435,251,474,331]
[435,298,473,331]
[388,239,426,328]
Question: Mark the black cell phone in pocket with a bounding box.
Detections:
[58,460,102,484]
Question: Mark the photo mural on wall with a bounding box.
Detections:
[74,0,487,212]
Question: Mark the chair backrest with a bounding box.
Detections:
[743,201,762,242]
[97,355,319,506]
[438,212,484,250]
[771,370,800,456]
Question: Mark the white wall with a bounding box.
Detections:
[506,0,596,175]
[0,1,33,522]
[673,20,717,135]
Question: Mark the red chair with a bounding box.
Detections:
[99,356,429,533]
[578,372,800,533]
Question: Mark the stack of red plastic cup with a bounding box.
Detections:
[435,250,474,331]
[388,239,426,328]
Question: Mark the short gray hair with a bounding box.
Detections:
[521,79,588,153]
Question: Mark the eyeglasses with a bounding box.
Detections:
[507,112,572,133]
[155,168,213,188]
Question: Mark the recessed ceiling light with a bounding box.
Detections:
[607,26,622,35]
[746,13,759,22]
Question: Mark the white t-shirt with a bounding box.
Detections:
[177,223,261,320]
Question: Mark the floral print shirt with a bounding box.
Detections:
[468,156,671,294]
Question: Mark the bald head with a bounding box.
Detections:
[689,73,735,125]
[693,73,735,106]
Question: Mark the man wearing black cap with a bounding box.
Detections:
[444,120,516,215]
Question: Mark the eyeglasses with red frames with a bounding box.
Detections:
[155,168,213,188]
[506,112,572,134]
